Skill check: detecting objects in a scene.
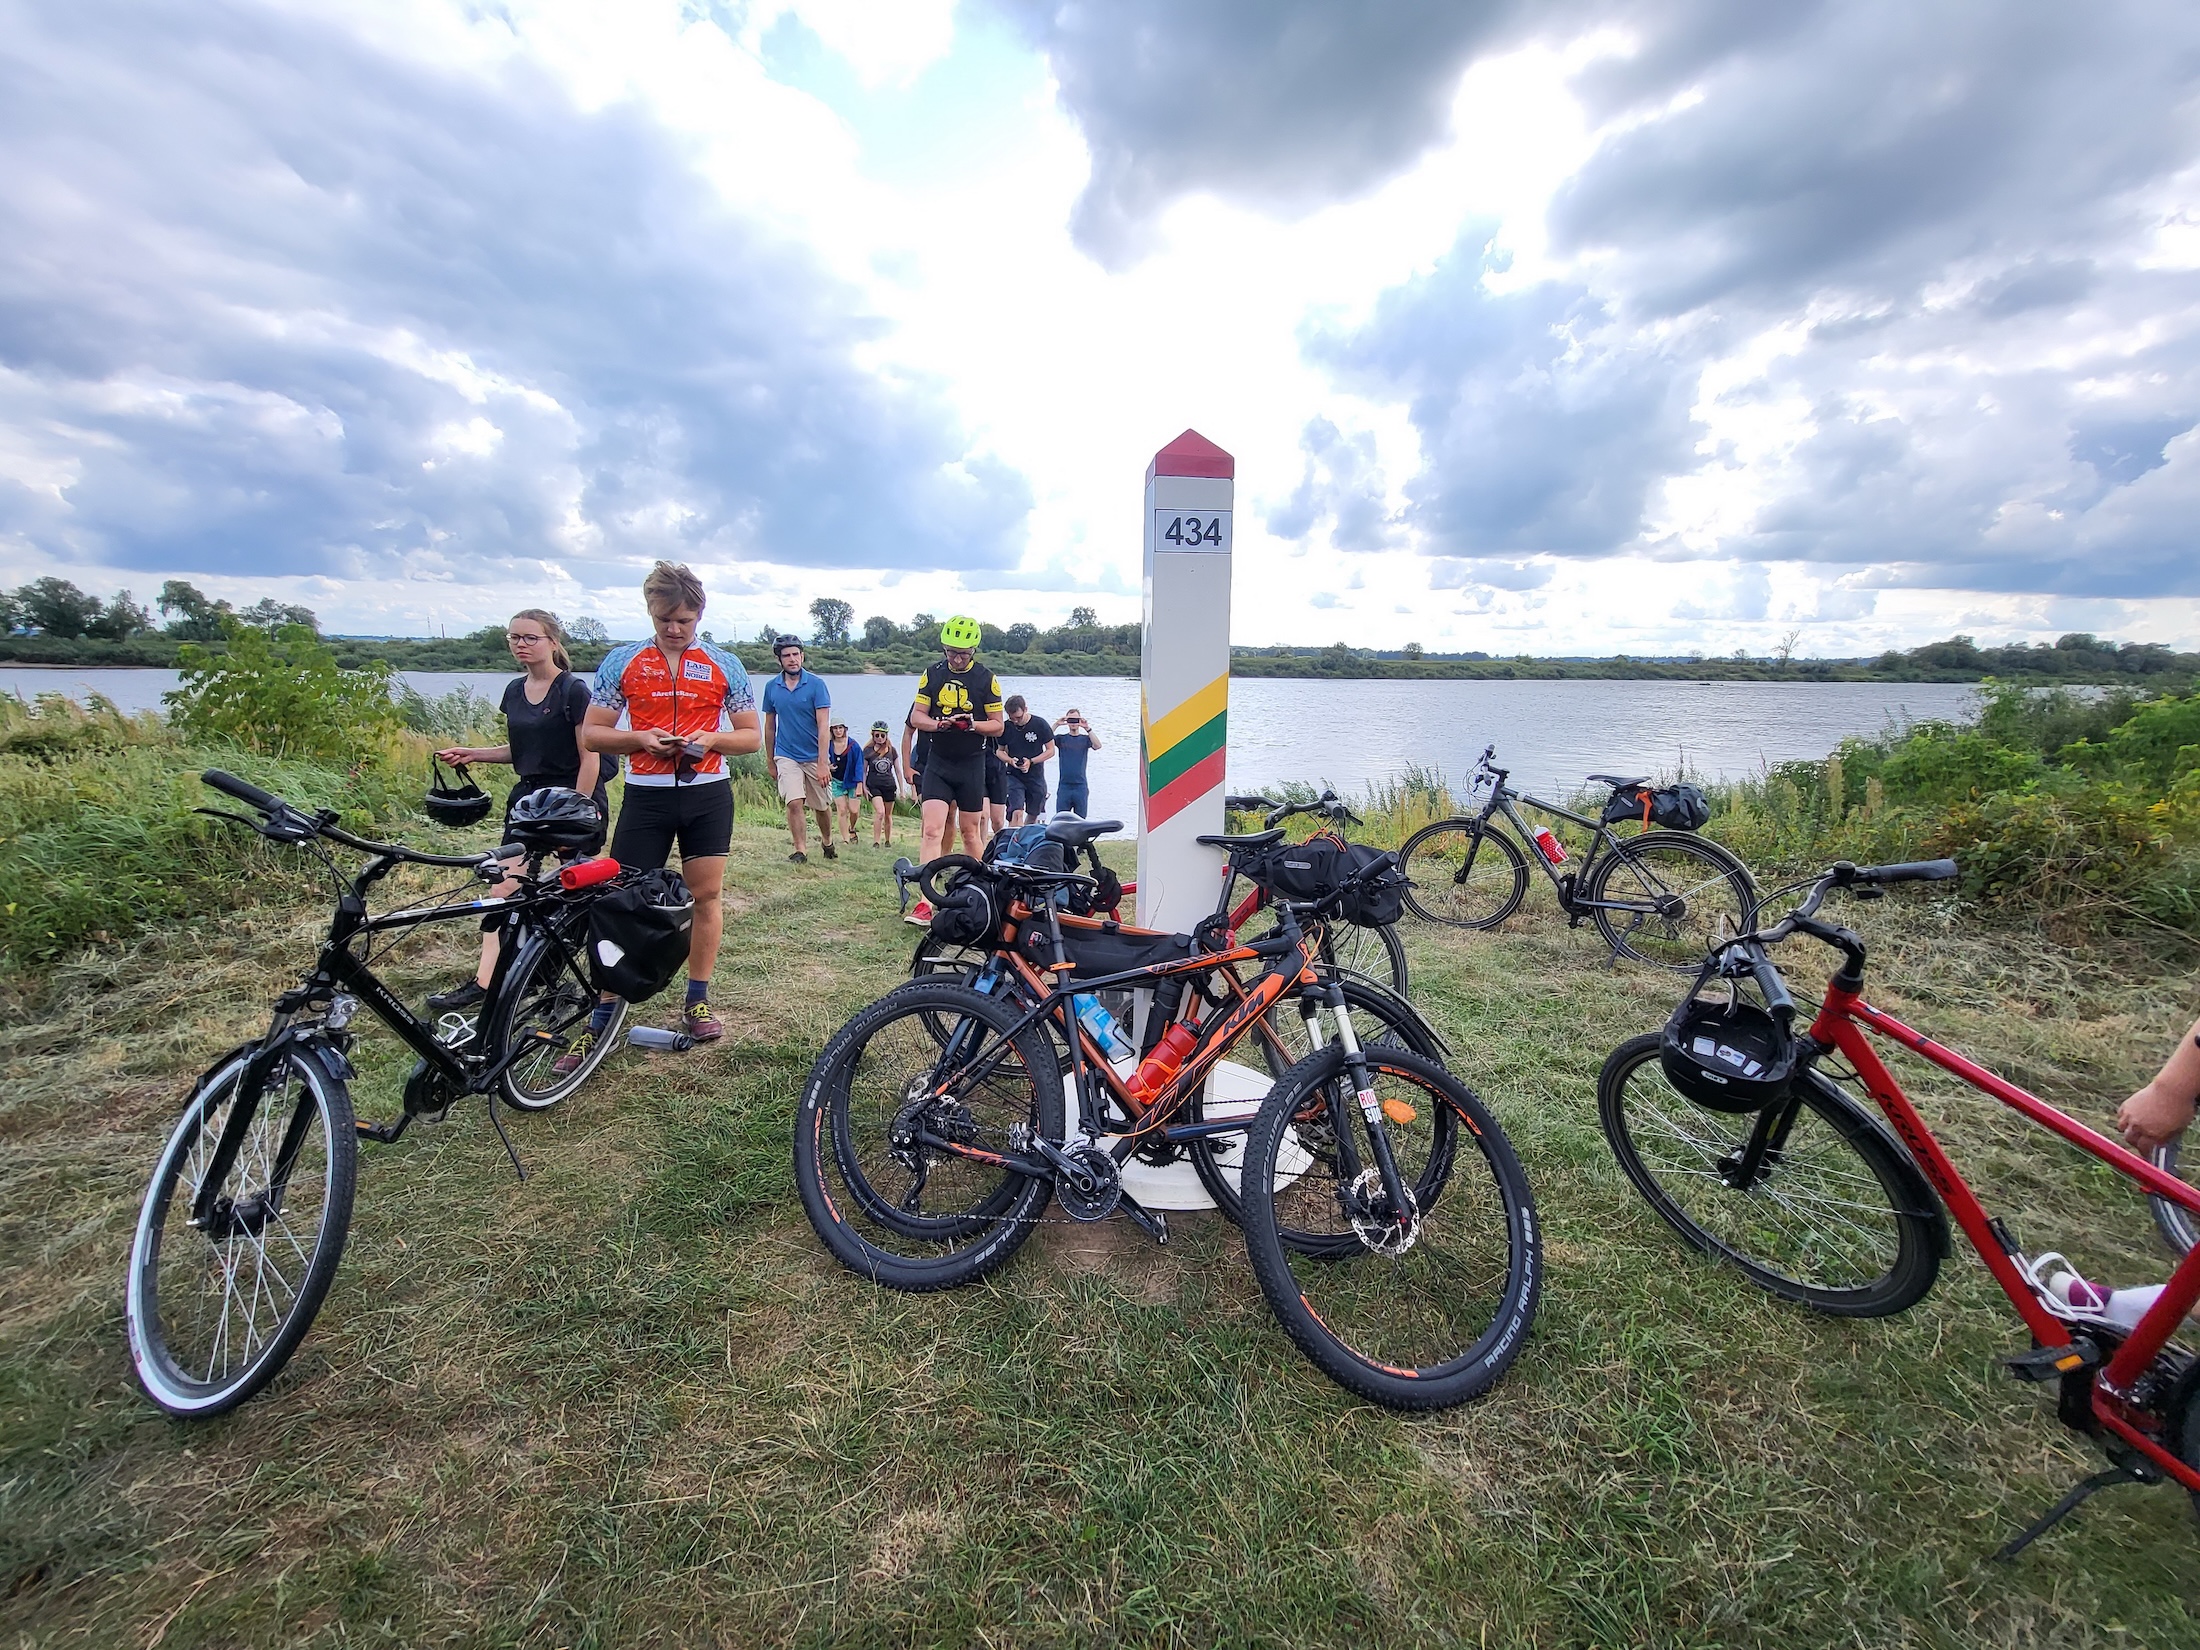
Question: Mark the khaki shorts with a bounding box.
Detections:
[774,755,830,810]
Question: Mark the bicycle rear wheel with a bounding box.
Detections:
[1598,1035,1939,1315]
[796,982,1063,1291]
[1241,1046,1540,1410]
[1398,819,1528,929]
[2149,1141,2199,1256]
[1585,832,1755,970]
[126,1046,357,1416]
[494,922,625,1110]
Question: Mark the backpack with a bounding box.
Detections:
[1254,838,1408,928]
[587,869,694,1001]
[1602,783,1712,832]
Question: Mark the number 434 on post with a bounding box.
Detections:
[1154,511,1231,552]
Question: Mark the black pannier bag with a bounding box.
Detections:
[928,868,1002,949]
[1602,782,1712,832]
[587,868,694,1001]
[1015,913,1193,983]
[1254,838,1407,927]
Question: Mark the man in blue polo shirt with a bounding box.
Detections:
[1050,708,1102,817]
[760,635,834,862]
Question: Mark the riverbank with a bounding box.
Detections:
[4,803,2197,1645]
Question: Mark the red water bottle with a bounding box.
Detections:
[1127,1022,1199,1105]
[1532,826,1568,865]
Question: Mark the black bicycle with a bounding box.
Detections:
[125,770,628,1416]
[1398,745,1756,969]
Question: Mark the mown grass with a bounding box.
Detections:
[4,811,2200,1647]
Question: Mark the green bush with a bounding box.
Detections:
[166,618,399,760]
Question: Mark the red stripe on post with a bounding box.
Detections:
[1146,428,1235,481]
[1144,747,1228,830]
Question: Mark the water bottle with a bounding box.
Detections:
[1073,994,1135,1067]
[627,1025,693,1052]
[1532,826,1569,865]
[1128,1021,1200,1105]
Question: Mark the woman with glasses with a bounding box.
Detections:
[425,609,607,1013]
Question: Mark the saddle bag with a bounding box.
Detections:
[1603,783,1712,832]
[587,868,694,1002]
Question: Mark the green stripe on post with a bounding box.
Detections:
[1144,711,1226,794]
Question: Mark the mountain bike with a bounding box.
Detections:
[796,849,1540,1410]
[1398,745,1756,970]
[894,818,1445,1218]
[909,794,1407,999]
[1596,857,2200,1552]
[125,770,630,1417]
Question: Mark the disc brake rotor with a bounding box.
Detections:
[1343,1166,1420,1256]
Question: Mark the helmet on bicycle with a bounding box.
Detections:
[1659,982,1797,1113]
[424,757,492,827]
[939,615,982,651]
[506,786,605,853]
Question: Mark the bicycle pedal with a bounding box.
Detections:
[2001,1340,2103,1383]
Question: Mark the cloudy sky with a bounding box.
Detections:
[4,0,2199,652]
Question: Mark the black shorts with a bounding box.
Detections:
[1004,768,1048,817]
[984,757,1009,806]
[610,781,734,868]
[919,755,985,812]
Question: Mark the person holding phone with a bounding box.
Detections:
[1051,708,1101,817]
[906,616,1002,921]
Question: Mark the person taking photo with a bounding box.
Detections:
[1051,708,1101,818]
[760,635,835,863]
[572,561,759,1060]
[426,609,607,1013]
[906,615,1003,922]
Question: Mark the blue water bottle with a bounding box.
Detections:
[1073,994,1135,1066]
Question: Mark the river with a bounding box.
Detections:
[3,665,1981,822]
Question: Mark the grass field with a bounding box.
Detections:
[4,814,2199,1648]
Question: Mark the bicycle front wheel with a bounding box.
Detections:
[1319,919,1408,995]
[1241,1046,1540,1410]
[1398,819,1528,929]
[126,1045,357,1416]
[1598,1035,1939,1315]
[1585,832,1755,970]
[2149,1140,2200,1256]
[494,922,626,1110]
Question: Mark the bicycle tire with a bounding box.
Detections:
[1585,832,1757,971]
[1598,1035,1939,1316]
[1190,977,1447,1224]
[1240,1046,1540,1410]
[493,920,626,1110]
[126,1045,357,1416]
[796,982,1063,1292]
[2149,1140,2199,1257]
[1319,919,1409,995]
[1398,818,1529,929]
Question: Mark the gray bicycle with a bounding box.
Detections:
[1398,745,1756,970]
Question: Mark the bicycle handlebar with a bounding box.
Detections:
[203,768,283,814]
[198,770,510,871]
[1229,788,1364,830]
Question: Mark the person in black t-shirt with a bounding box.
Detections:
[861,720,902,847]
[427,608,605,1011]
[996,695,1054,824]
[908,618,1003,897]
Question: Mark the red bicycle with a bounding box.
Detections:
[1598,858,2200,1555]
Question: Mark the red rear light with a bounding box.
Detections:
[561,857,620,891]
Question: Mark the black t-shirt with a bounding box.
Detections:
[1000,716,1051,769]
[501,673,604,802]
[864,745,900,791]
[913,660,1002,764]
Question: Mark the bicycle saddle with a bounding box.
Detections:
[1195,827,1286,850]
[1586,772,1650,789]
[1044,817,1123,849]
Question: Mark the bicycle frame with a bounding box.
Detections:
[1812,980,2200,1493]
[1475,785,1638,914]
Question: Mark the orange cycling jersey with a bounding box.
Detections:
[591,640,755,787]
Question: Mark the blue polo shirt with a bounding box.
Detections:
[1054,732,1094,784]
[761,670,831,763]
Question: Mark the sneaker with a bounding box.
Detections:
[426,978,487,1012]
[684,1000,725,1042]
[907,898,934,926]
[550,1029,597,1077]
[788,850,807,864]
[822,842,837,861]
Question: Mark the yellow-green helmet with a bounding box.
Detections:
[939,615,982,650]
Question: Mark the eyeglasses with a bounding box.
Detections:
[507,633,548,645]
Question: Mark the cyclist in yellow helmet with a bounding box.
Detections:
[907,615,1003,916]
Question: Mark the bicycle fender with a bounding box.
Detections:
[1801,1068,1952,1260]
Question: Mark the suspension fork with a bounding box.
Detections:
[1323,981,1415,1222]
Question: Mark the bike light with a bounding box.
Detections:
[560,857,620,891]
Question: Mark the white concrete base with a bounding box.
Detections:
[1103,1057,1309,1211]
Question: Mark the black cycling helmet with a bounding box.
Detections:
[506,786,605,853]
[773,634,803,656]
[1659,980,1797,1112]
[424,757,491,828]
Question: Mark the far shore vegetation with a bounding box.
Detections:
[3,576,2196,686]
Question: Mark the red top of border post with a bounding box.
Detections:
[1147,429,1235,482]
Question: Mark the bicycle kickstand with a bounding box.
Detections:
[1993,1459,2156,1561]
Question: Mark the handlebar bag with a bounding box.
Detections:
[928,868,1003,949]
[588,868,694,1001]
[1254,839,1407,927]
[1016,912,1192,983]
[1602,783,1712,832]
